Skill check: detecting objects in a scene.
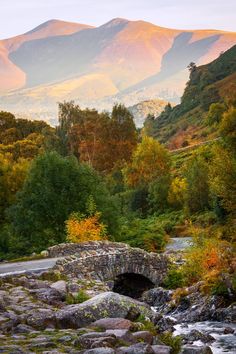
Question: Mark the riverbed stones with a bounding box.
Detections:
[181,345,213,354]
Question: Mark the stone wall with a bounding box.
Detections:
[50,241,169,286]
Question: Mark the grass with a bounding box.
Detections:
[65,290,90,304]
[159,332,182,354]
[135,314,157,335]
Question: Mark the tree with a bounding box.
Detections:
[109,104,137,166]
[187,62,197,74]
[210,145,236,217]
[56,102,137,173]
[8,152,119,254]
[184,156,210,213]
[125,136,171,187]
[148,174,171,213]
[0,153,29,225]
[168,177,187,209]
[66,212,107,243]
[219,106,236,151]
[207,102,226,126]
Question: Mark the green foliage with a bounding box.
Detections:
[163,269,185,289]
[7,152,119,254]
[207,102,226,126]
[135,315,157,335]
[66,290,90,304]
[184,155,210,213]
[219,106,236,151]
[211,279,229,297]
[117,217,167,252]
[159,332,182,354]
[148,175,171,214]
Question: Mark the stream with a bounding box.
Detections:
[174,321,236,353]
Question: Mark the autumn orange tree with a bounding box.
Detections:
[66,212,107,243]
[57,102,137,173]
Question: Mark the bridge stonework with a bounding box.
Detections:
[48,241,169,286]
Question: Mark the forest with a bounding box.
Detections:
[0,46,235,301]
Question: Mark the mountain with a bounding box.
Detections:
[128,99,168,128]
[145,44,236,148]
[0,18,236,122]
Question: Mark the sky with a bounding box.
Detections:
[0,0,236,39]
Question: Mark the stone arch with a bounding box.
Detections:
[52,241,168,289]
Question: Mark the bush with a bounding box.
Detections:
[117,217,168,252]
[163,269,185,289]
[159,332,182,354]
[66,290,90,304]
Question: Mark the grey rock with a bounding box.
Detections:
[223,326,234,334]
[56,292,153,329]
[29,287,64,304]
[75,332,117,349]
[116,343,155,353]
[132,331,153,344]
[152,345,171,354]
[50,280,67,295]
[106,329,135,343]
[82,349,115,354]
[91,318,134,330]
[26,309,56,330]
[182,330,215,344]
[142,288,172,307]
[13,324,34,334]
[181,345,213,354]
[57,334,73,343]
[156,316,176,333]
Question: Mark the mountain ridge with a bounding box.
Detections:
[0,18,235,122]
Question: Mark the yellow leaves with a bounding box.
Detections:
[168,177,187,207]
[124,136,171,187]
[66,212,107,243]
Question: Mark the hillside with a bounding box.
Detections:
[145,44,236,148]
[0,18,236,121]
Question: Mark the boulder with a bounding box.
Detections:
[13,324,34,334]
[56,292,153,329]
[106,329,135,344]
[26,309,56,330]
[82,349,115,354]
[182,330,215,344]
[50,280,67,295]
[155,316,176,333]
[75,332,117,349]
[223,326,234,334]
[90,318,134,331]
[181,345,213,354]
[132,331,153,344]
[152,345,171,354]
[116,343,155,353]
[142,288,172,307]
[29,287,64,304]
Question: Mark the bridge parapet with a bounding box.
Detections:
[50,241,169,286]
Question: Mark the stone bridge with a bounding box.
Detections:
[48,241,169,297]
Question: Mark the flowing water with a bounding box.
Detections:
[174,321,236,353]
